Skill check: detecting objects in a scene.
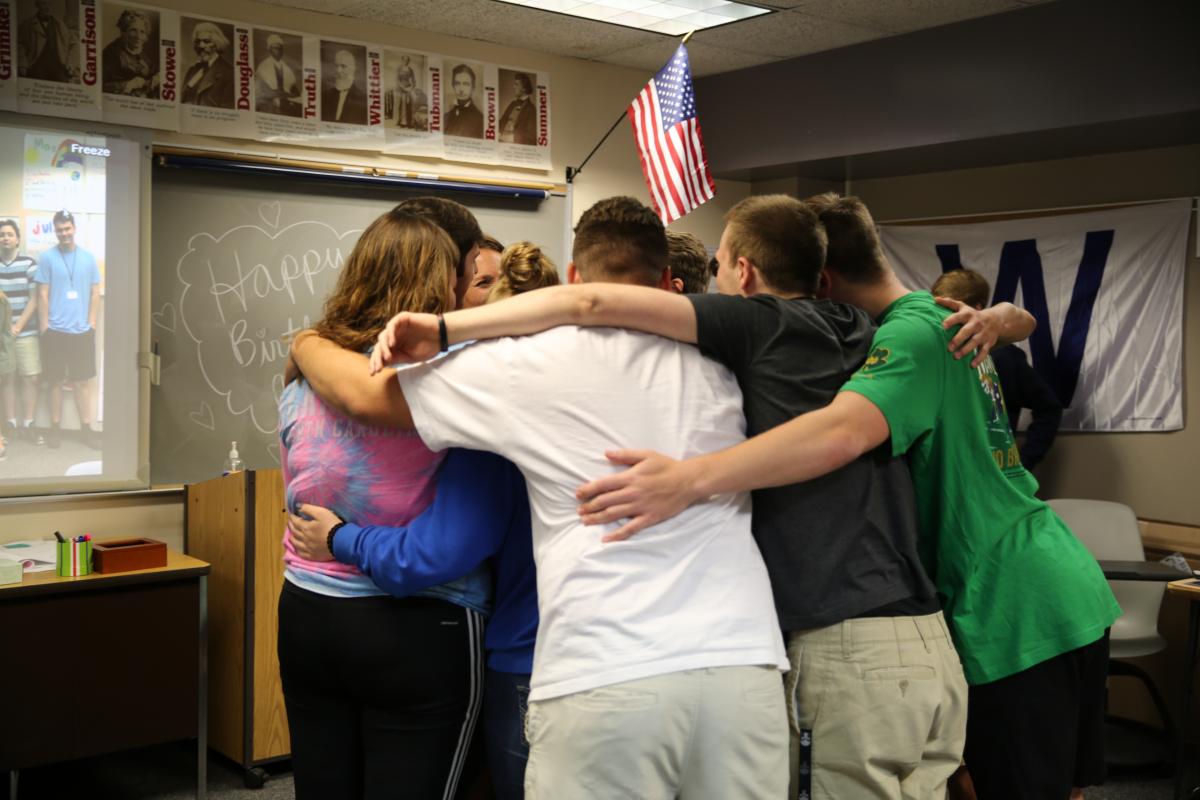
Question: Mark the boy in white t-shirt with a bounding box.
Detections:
[290,197,788,799]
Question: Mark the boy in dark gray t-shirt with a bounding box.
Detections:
[380,194,969,798]
[688,291,937,629]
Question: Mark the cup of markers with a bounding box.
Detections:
[55,532,93,577]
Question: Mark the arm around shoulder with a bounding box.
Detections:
[442,283,698,345]
[291,331,413,429]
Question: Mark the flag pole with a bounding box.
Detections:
[566,30,697,185]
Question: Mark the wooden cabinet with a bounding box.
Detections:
[185,469,289,787]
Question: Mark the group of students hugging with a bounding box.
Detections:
[278,191,1120,800]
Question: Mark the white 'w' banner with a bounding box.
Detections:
[879,200,1191,431]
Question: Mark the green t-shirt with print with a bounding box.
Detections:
[842,291,1119,685]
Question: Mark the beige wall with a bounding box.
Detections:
[1,0,746,543]
[847,144,1200,527]
[1,492,184,550]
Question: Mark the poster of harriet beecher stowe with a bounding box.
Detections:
[99,0,178,130]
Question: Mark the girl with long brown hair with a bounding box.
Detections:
[277,208,489,800]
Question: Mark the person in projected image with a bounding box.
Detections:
[0,219,43,449]
[35,211,101,451]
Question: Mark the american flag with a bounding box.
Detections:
[628,45,716,224]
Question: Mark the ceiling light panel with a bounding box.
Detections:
[496,0,771,34]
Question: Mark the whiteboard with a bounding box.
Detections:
[150,167,568,484]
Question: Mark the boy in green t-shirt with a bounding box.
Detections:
[572,194,1120,800]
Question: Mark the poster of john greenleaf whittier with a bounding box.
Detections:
[177,14,254,139]
[495,65,550,170]
[100,0,178,130]
[317,36,382,149]
[381,47,441,158]
[442,58,496,164]
[16,0,101,120]
[0,0,16,110]
[253,26,319,143]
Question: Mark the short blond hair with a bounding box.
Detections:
[932,269,990,309]
[487,241,560,303]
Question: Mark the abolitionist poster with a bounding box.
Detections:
[99,0,178,129]
[495,64,549,169]
[0,0,17,110]
[177,13,254,139]
[380,47,440,158]
[16,0,102,120]
[317,36,383,149]
[252,25,319,143]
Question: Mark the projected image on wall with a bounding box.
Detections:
[0,132,112,481]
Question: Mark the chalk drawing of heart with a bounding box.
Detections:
[258,201,282,230]
[267,442,281,465]
[152,302,176,333]
[189,402,215,431]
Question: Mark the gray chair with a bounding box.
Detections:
[1048,498,1175,764]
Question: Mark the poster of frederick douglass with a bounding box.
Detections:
[380,47,440,158]
[16,0,102,120]
[100,0,177,129]
[495,65,550,169]
[317,36,383,149]
[0,0,16,110]
[252,26,319,142]
[177,14,254,139]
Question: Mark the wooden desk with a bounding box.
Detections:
[0,549,210,800]
[1168,579,1200,800]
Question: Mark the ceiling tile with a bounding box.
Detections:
[690,9,884,58]
[789,0,1027,35]
[256,0,1054,76]
[333,0,660,59]
[603,38,779,76]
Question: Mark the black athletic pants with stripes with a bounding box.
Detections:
[278,580,485,800]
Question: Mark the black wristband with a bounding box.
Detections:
[326,520,347,557]
[438,313,449,352]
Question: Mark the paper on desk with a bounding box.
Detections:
[0,540,58,573]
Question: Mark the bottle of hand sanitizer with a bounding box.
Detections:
[224,441,244,474]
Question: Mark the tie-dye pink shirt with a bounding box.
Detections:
[278,378,443,595]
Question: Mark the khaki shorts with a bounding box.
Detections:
[525,665,789,800]
[787,611,969,800]
[13,335,41,377]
